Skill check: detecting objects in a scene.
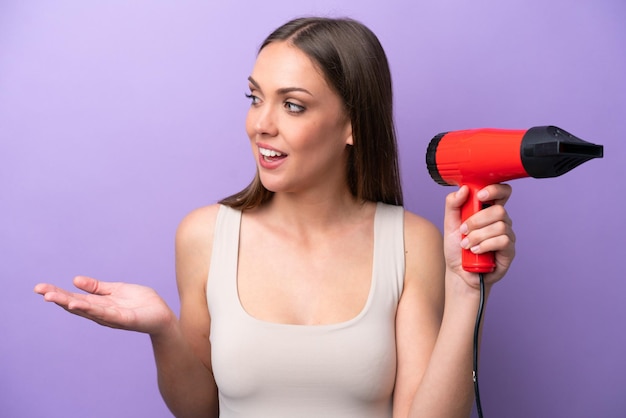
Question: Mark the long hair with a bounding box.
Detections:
[219,17,403,209]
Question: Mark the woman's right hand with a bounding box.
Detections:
[34,276,176,336]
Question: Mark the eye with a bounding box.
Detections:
[284,101,305,114]
[245,92,261,106]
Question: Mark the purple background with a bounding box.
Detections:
[1,1,624,417]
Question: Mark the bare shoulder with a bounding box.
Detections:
[177,204,221,245]
[403,209,443,258]
[175,204,222,290]
[401,209,445,297]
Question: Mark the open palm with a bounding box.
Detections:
[34,276,175,336]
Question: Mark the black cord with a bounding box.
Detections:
[473,273,486,418]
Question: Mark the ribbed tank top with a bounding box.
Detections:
[207,202,405,418]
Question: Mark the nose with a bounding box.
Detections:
[249,103,278,137]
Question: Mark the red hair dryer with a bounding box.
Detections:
[426,125,603,273]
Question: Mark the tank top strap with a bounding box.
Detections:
[371,202,405,309]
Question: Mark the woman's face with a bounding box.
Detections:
[245,41,353,197]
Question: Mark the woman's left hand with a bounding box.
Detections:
[443,184,516,289]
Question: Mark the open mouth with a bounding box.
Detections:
[259,147,287,162]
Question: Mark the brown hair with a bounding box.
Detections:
[219,17,403,209]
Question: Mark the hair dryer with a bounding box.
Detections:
[426,125,603,273]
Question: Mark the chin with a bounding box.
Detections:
[257,175,285,194]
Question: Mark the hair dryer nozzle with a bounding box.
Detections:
[521,126,604,178]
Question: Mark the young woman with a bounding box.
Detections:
[35,17,515,418]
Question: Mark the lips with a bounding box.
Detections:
[259,147,285,159]
[257,145,287,168]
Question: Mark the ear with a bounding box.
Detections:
[344,121,353,146]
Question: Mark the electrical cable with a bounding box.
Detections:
[473,273,486,418]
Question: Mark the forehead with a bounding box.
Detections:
[250,41,330,92]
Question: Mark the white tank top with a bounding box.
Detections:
[207,202,405,418]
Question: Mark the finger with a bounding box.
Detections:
[478,183,512,206]
[73,276,113,296]
[463,222,516,254]
[34,283,60,295]
[37,290,77,312]
[465,204,512,232]
[41,288,89,307]
[34,282,92,308]
[60,301,121,329]
[65,300,133,330]
[66,298,110,319]
[443,185,469,234]
[475,233,516,283]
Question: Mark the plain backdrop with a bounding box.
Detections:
[1,1,624,417]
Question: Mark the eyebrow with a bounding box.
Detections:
[248,76,313,97]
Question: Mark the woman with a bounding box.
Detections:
[35,17,515,418]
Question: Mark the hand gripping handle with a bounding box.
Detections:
[461,185,496,273]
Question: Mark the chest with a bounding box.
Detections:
[236,218,374,326]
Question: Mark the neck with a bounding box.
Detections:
[254,187,372,235]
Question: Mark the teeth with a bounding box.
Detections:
[259,147,283,157]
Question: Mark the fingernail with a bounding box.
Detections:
[460,223,468,235]
[460,238,470,249]
[477,190,488,200]
[470,245,481,253]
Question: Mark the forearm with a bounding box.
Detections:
[408,271,490,418]
[150,321,218,418]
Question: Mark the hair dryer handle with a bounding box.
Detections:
[461,185,496,273]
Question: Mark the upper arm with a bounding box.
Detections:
[175,204,220,373]
[393,210,446,417]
